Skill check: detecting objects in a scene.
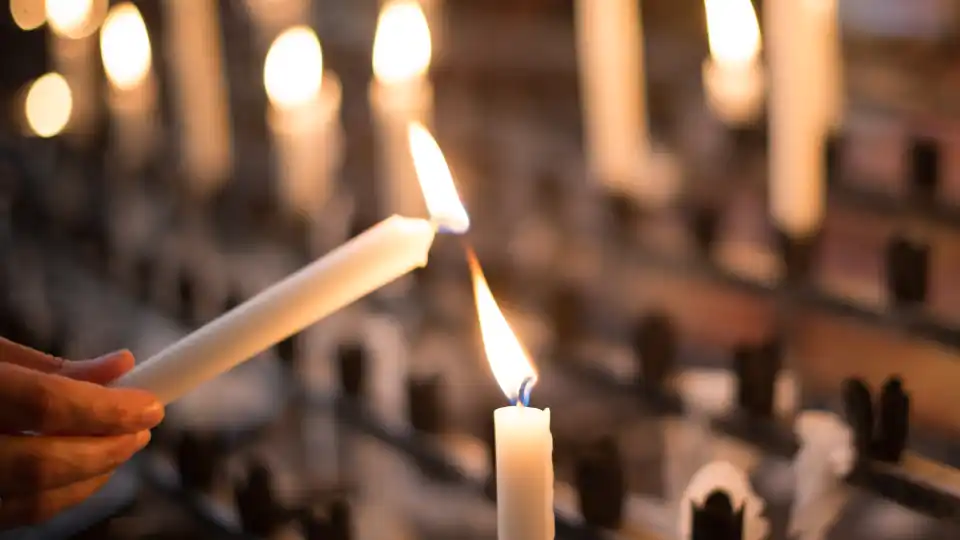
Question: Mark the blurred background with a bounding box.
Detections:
[4,0,960,538]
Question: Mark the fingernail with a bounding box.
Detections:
[84,349,131,364]
[137,398,165,426]
[135,430,152,448]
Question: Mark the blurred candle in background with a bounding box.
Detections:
[45,0,106,140]
[244,0,310,51]
[10,0,46,31]
[264,26,343,220]
[370,0,433,220]
[810,0,843,130]
[702,0,765,126]
[163,0,233,199]
[575,0,650,196]
[23,72,73,138]
[100,2,157,171]
[766,0,827,238]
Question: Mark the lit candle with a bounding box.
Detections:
[766,0,827,238]
[468,251,554,540]
[22,72,73,139]
[574,0,649,193]
[264,26,343,218]
[370,0,433,220]
[702,0,764,126]
[162,0,233,197]
[100,2,157,171]
[46,0,106,139]
[112,124,469,404]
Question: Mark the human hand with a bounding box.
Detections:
[0,338,164,529]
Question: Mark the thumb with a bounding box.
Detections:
[60,350,136,385]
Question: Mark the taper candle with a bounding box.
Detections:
[766,0,827,237]
[370,0,433,220]
[113,124,468,403]
[264,26,343,217]
[100,2,158,171]
[575,0,649,194]
[809,0,843,129]
[163,0,233,197]
[468,250,554,540]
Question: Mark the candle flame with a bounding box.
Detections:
[467,248,538,402]
[408,123,469,233]
[372,0,431,85]
[10,0,46,30]
[704,0,761,67]
[46,0,104,38]
[25,72,72,138]
[264,25,323,110]
[100,3,151,91]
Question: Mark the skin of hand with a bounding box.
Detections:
[0,338,165,529]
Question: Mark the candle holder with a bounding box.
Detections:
[574,436,625,530]
[774,230,822,286]
[908,136,941,205]
[884,234,929,309]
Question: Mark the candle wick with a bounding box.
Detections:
[516,376,535,408]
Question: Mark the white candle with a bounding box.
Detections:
[702,0,765,126]
[264,26,343,218]
[46,0,106,140]
[574,0,649,194]
[810,0,843,130]
[113,124,468,404]
[100,2,158,171]
[468,251,554,540]
[163,0,233,197]
[370,0,433,220]
[766,0,827,238]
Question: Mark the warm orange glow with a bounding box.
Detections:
[100,3,152,90]
[45,0,104,38]
[704,0,761,67]
[264,26,323,110]
[468,249,538,402]
[25,72,72,137]
[407,122,469,233]
[10,0,45,30]
[372,0,431,85]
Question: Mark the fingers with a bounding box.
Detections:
[0,338,135,386]
[0,338,63,373]
[0,363,164,436]
[59,350,135,385]
[0,473,113,529]
[0,431,150,497]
